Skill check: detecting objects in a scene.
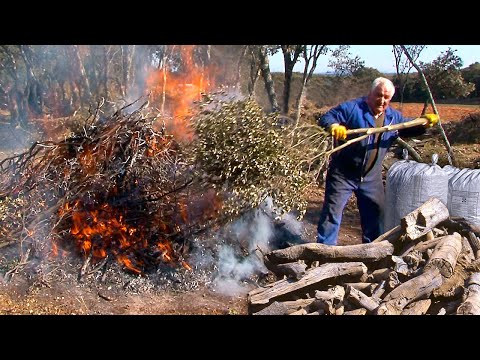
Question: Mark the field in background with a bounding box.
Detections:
[391,102,480,122]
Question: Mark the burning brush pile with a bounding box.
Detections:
[0,94,329,291]
[0,101,202,280]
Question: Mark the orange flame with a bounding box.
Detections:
[146,45,214,142]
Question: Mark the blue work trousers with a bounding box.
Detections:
[317,167,385,245]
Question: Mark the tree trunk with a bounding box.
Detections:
[72,45,92,104]
[19,45,43,118]
[258,46,279,113]
[126,45,136,96]
[281,45,302,115]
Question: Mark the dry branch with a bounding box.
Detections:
[372,225,403,244]
[265,241,394,265]
[346,284,380,313]
[248,262,367,307]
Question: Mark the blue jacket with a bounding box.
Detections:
[319,97,425,181]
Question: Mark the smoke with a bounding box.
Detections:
[210,197,304,297]
[213,245,266,297]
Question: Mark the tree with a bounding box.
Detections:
[328,45,365,77]
[392,45,425,110]
[421,47,475,101]
[293,45,328,125]
[461,62,480,98]
[258,45,280,112]
[281,45,304,114]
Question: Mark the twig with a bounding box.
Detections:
[78,252,93,282]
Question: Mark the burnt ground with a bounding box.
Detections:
[1,103,480,315]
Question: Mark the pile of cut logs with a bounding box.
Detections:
[248,197,480,315]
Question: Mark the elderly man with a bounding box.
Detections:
[317,77,439,245]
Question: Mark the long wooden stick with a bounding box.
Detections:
[319,117,429,159]
[324,117,428,157]
[345,117,427,136]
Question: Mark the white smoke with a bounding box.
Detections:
[212,197,304,297]
[213,245,266,297]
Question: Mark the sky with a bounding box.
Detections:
[268,45,480,74]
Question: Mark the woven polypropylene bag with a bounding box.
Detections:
[447,167,480,226]
[384,155,449,231]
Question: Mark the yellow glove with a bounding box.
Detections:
[422,113,440,128]
[329,123,347,140]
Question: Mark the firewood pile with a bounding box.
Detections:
[248,197,480,315]
[0,101,220,277]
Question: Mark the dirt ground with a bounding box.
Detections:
[1,102,479,315]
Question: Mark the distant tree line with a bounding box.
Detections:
[0,45,478,131]
[391,48,477,104]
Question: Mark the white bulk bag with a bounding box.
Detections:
[447,168,480,226]
[384,155,449,231]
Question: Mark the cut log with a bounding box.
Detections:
[289,308,308,315]
[252,298,316,315]
[367,268,391,282]
[343,308,367,315]
[399,231,435,257]
[468,231,480,259]
[461,236,476,263]
[264,261,307,280]
[403,250,425,271]
[306,311,324,315]
[367,269,400,291]
[425,232,462,278]
[344,282,377,295]
[401,198,449,240]
[376,267,443,315]
[412,236,444,254]
[314,286,345,315]
[265,241,393,265]
[248,262,367,307]
[371,280,386,301]
[432,253,471,299]
[372,225,403,243]
[346,284,380,313]
[457,273,480,315]
[252,301,291,315]
[400,299,431,315]
[440,217,480,238]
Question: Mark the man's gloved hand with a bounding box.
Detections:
[329,123,347,140]
[422,113,440,128]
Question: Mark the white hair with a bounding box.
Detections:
[371,77,395,96]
